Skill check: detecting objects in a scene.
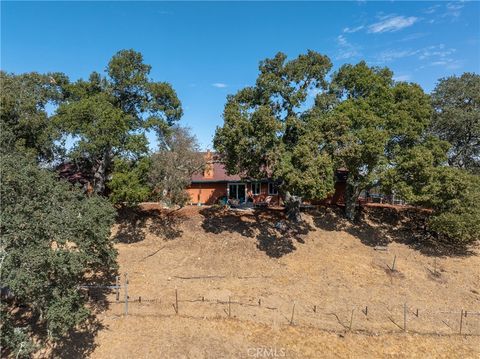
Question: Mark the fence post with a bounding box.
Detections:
[115,275,120,303]
[290,301,296,325]
[459,309,464,335]
[403,303,407,332]
[124,273,128,316]
[349,309,354,331]
[228,296,231,318]
[175,289,179,314]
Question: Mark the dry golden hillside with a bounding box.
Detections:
[62,205,480,358]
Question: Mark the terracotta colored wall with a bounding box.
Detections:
[187,183,227,205]
[187,182,282,205]
[249,182,281,205]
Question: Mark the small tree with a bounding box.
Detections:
[0,152,117,356]
[54,49,182,195]
[214,51,335,221]
[430,73,480,173]
[148,126,205,206]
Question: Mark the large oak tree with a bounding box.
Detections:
[321,61,432,220]
[214,55,432,221]
[430,72,480,173]
[214,51,335,221]
[54,50,183,195]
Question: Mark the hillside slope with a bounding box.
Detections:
[89,206,479,358]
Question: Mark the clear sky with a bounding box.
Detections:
[2,1,479,150]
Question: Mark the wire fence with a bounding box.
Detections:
[83,273,480,337]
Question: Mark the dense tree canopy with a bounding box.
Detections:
[430,73,480,173]
[0,71,67,162]
[214,51,335,220]
[383,137,480,245]
[54,49,183,195]
[320,61,432,219]
[0,152,117,357]
[214,55,432,221]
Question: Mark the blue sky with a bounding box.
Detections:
[2,1,479,150]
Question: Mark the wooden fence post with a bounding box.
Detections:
[115,275,120,303]
[124,273,128,316]
[290,302,296,325]
[349,309,354,331]
[175,289,179,314]
[228,296,231,318]
[459,309,464,335]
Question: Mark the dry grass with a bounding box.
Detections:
[71,205,480,358]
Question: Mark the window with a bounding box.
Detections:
[251,182,261,195]
[268,182,278,195]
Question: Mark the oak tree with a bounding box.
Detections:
[54,50,183,196]
[214,51,335,221]
[0,152,117,357]
[430,73,480,173]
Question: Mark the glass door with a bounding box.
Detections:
[228,183,246,202]
[237,184,246,202]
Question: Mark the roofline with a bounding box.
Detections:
[191,179,271,184]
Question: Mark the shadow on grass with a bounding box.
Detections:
[199,207,313,258]
[114,206,184,243]
[312,205,476,257]
[50,315,104,358]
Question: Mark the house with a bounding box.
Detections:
[186,151,282,205]
[186,151,347,206]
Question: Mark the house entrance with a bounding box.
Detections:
[228,183,246,203]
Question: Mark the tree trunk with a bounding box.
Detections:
[345,183,359,222]
[93,151,110,195]
[284,191,302,223]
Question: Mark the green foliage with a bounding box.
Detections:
[0,306,38,359]
[148,127,205,206]
[0,152,117,354]
[54,49,182,195]
[214,51,335,203]
[109,157,151,205]
[383,139,480,244]
[422,168,480,244]
[214,56,435,222]
[319,61,432,219]
[0,71,67,162]
[431,73,480,172]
